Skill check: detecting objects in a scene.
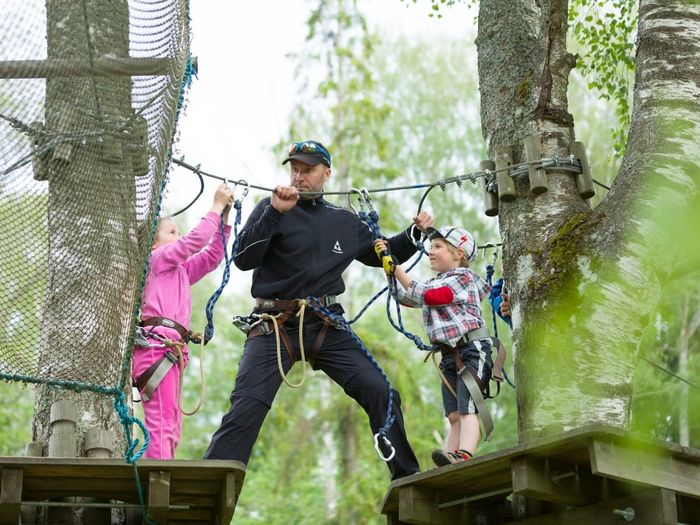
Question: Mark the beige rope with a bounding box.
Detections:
[430,350,458,399]
[264,302,309,388]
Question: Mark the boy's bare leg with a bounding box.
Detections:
[459,413,480,455]
[446,411,460,451]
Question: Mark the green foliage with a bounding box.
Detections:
[400,0,476,18]
[0,382,34,455]
[568,0,636,158]
[632,278,700,448]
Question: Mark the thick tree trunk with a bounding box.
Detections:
[34,0,137,462]
[477,0,700,441]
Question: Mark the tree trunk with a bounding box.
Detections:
[34,0,137,462]
[477,0,700,441]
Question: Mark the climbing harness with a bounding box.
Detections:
[241,295,341,388]
[133,181,249,415]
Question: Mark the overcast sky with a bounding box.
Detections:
[164,0,475,219]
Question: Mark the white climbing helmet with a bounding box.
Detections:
[430,226,478,262]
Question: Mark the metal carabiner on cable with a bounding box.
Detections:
[232,178,250,203]
[481,242,499,265]
[373,433,396,462]
[347,188,364,215]
[359,187,375,212]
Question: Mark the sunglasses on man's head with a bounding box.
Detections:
[287,141,331,164]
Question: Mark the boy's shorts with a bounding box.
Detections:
[439,337,494,416]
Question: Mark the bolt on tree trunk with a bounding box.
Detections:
[33,0,138,478]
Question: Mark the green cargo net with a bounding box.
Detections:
[0,0,191,395]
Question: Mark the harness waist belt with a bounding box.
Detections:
[140,317,196,344]
[460,326,490,344]
[254,295,338,310]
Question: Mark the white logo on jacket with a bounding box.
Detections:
[332,241,343,254]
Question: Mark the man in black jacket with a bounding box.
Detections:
[204,140,432,479]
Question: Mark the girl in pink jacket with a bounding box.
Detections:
[133,184,233,459]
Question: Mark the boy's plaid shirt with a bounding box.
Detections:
[396,267,491,347]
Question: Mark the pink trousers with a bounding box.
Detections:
[132,343,188,459]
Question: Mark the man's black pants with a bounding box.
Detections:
[204,310,420,479]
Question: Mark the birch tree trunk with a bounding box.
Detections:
[477,0,700,441]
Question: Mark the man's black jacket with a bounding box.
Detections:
[234,196,419,300]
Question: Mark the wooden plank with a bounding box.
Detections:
[0,457,247,524]
[589,438,700,498]
[0,57,173,79]
[382,426,700,520]
[398,486,463,525]
[503,488,678,525]
[0,468,23,525]
[148,471,170,525]
[217,472,237,525]
[511,456,598,506]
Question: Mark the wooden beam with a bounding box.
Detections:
[511,456,598,506]
[503,488,678,525]
[589,438,700,499]
[678,493,700,523]
[217,471,237,525]
[147,470,170,525]
[386,511,413,525]
[0,468,23,525]
[397,486,463,525]
[0,56,173,79]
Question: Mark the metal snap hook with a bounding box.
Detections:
[359,187,374,212]
[232,179,250,202]
[373,433,396,462]
[347,188,363,214]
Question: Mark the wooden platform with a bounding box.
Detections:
[381,426,700,524]
[0,457,245,525]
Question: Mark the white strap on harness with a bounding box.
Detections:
[141,352,178,401]
[457,366,494,441]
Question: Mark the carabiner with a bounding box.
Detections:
[481,242,499,266]
[347,188,364,215]
[373,433,396,462]
[359,187,374,212]
[232,179,250,202]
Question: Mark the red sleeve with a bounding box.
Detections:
[424,286,454,306]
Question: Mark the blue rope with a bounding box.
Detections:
[486,268,516,389]
[305,298,396,439]
[348,244,425,325]
[203,200,243,343]
[113,390,150,464]
[384,277,435,351]
[356,208,435,352]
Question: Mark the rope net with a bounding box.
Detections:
[0,0,190,392]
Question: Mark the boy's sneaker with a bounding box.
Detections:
[431,449,472,467]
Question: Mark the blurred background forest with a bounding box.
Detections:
[1,1,697,524]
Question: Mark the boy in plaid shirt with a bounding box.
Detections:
[375,226,493,466]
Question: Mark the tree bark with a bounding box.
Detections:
[34,0,137,462]
[477,0,700,440]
